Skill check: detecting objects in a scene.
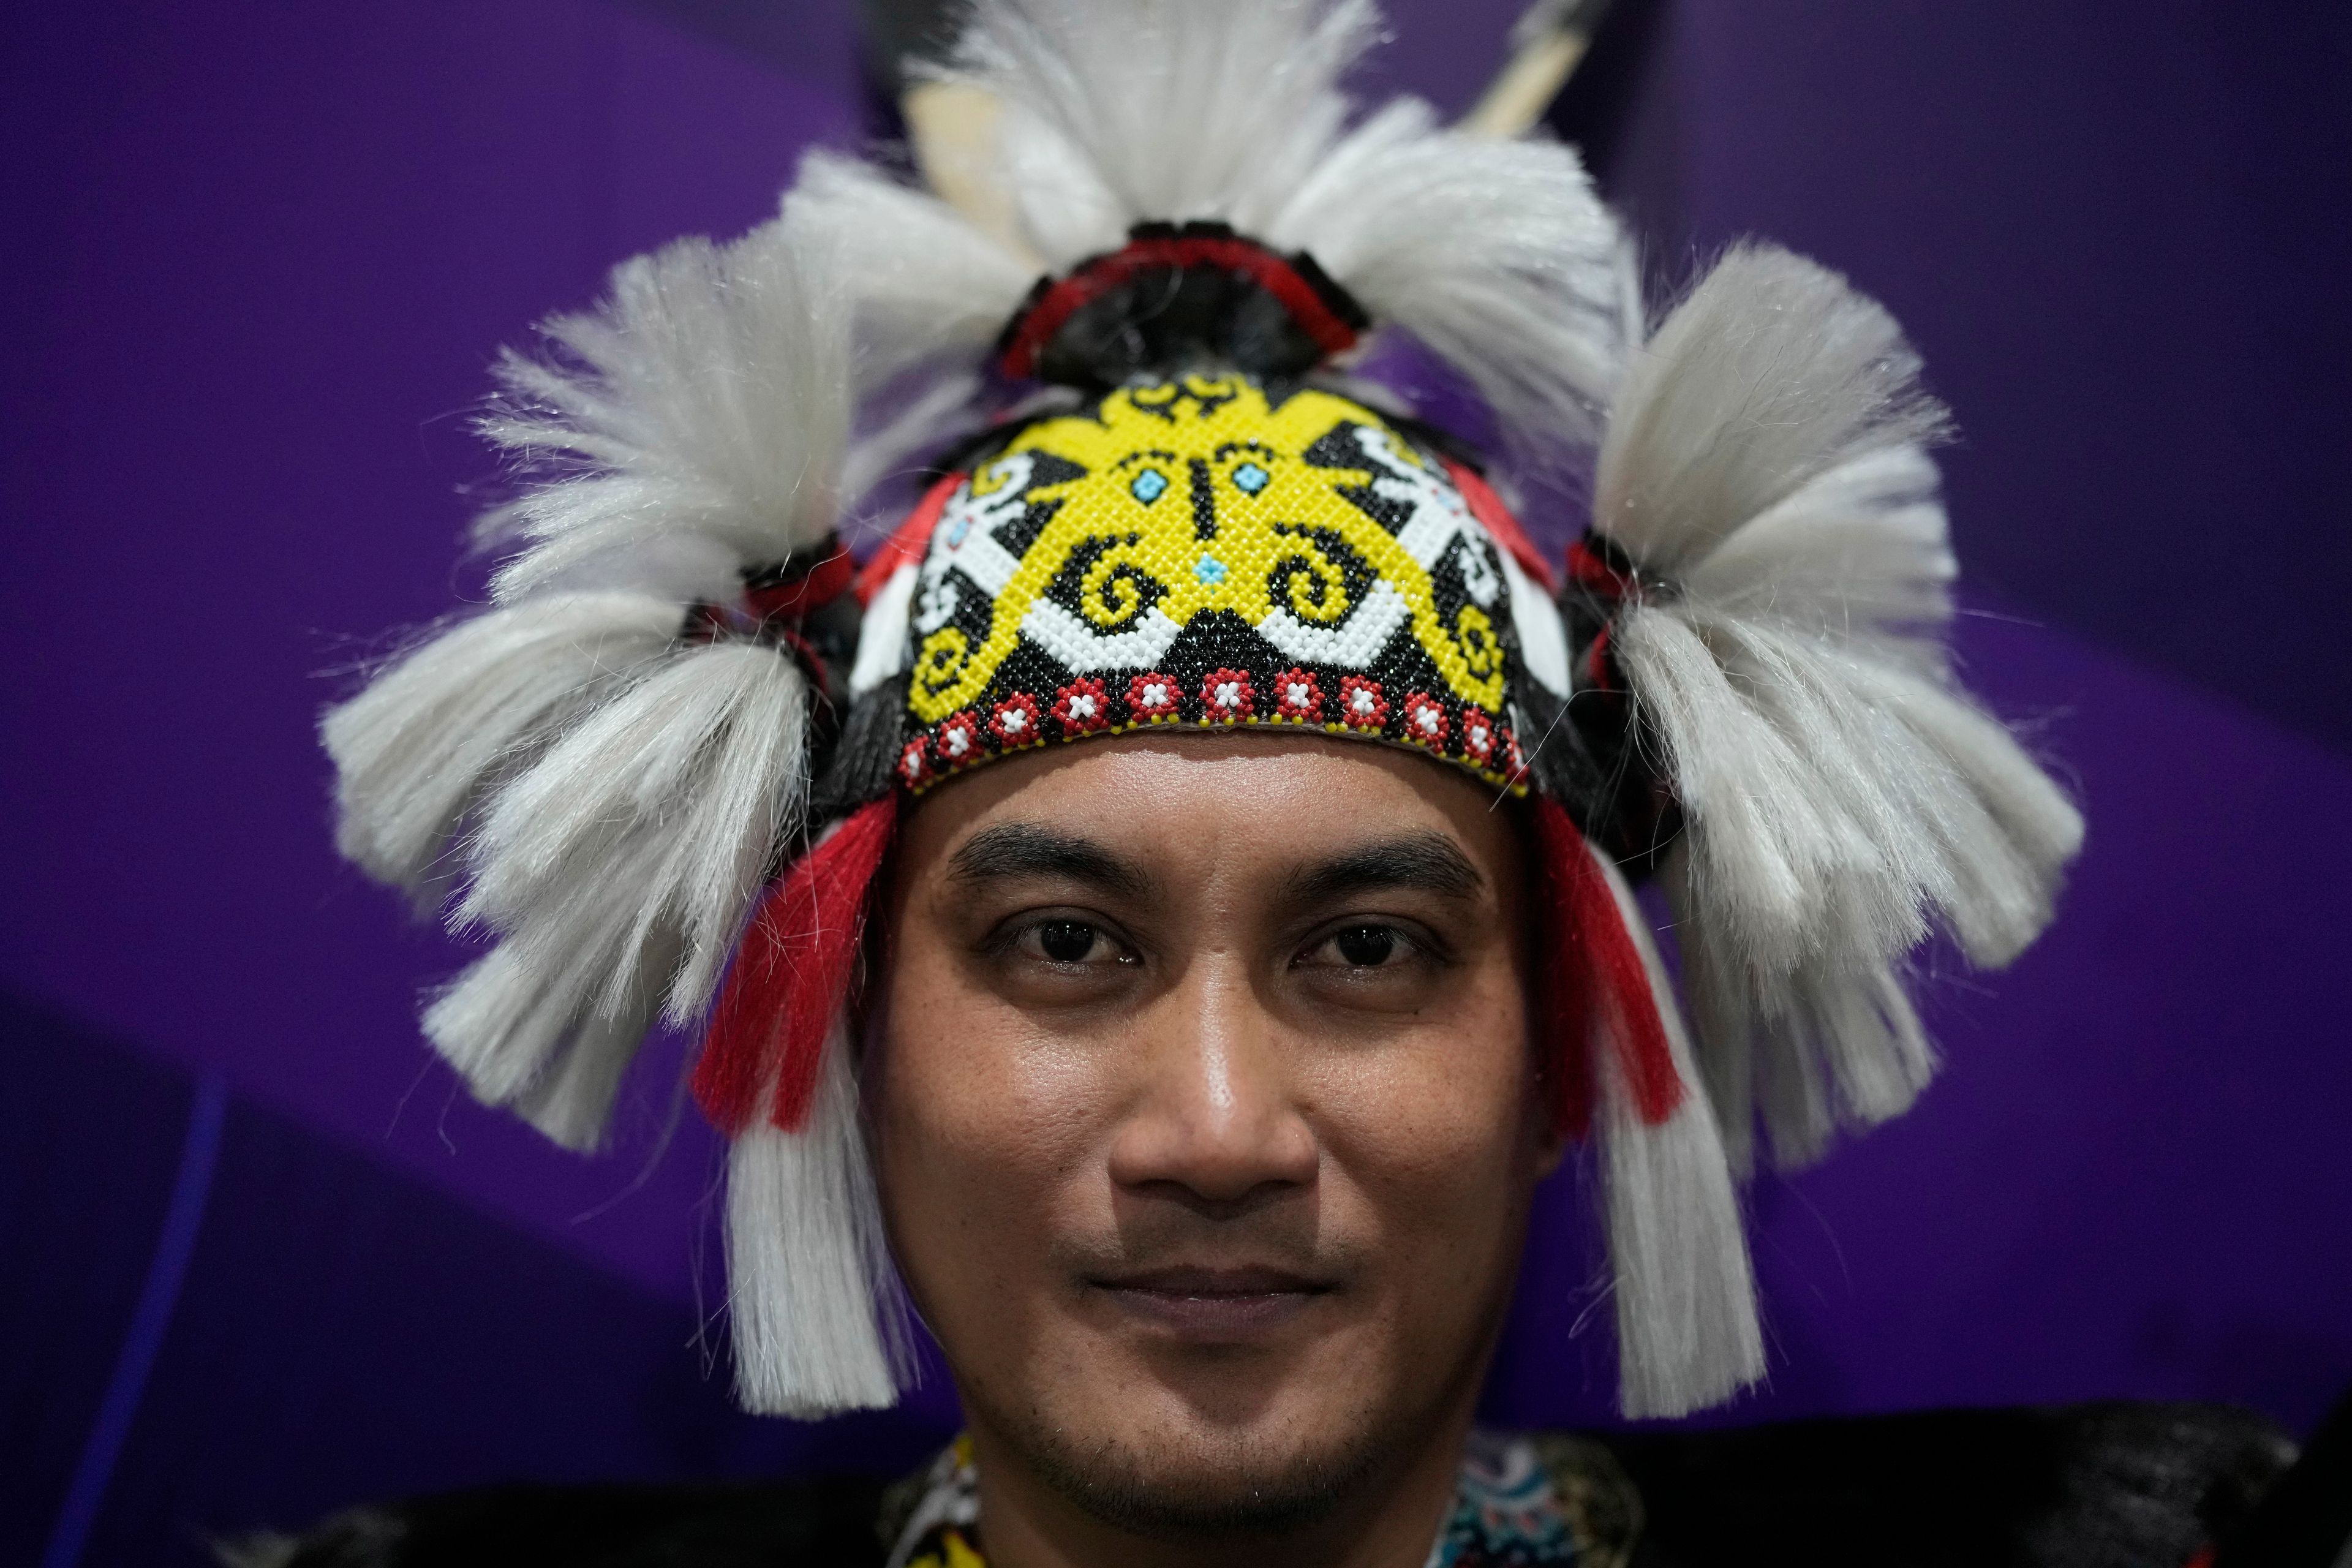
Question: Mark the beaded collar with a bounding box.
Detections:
[882,1429,1639,1568]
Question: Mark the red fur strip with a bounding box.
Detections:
[742,549,856,624]
[1532,797,1686,1133]
[1442,460,1558,595]
[693,797,898,1134]
[853,473,962,608]
[999,233,1362,379]
[1564,535,1638,600]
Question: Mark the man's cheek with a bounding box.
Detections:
[1313,1053,1530,1199]
[882,1054,1106,1298]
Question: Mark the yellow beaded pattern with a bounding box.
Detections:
[895,374,1530,795]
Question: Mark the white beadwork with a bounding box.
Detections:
[1022,598,1188,672]
[1256,578,1408,668]
[852,562,919,697]
[1454,536,1502,608]
[919,454,1038,610]
[1352,426,1474,571]
[1501,549,1570,697]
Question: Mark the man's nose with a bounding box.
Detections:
[1105,956,1318,1207]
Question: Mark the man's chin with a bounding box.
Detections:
[1017,1418,1394,1543]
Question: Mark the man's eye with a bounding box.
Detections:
[1023,919,1111,965]
[1309,925,1412,968]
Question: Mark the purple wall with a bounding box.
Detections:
[3,0,2348,1551]
[1494,609,2352,1434]
[1,0,860,1304]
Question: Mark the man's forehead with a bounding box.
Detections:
[924,726,1501,809]
[940,817,1490,906]
[900,731,1513,902]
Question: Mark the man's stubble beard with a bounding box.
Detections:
[973,1377,1411,1543]
[950,1204,1535,1547]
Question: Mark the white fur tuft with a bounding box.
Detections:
[861,0,1628,451]
[458,641,808,1020]
[478,217,852,602]
[1596,245,2084,1170]
[326,213,856,1150]
[952,0,1383,262]
[1591,846,1764,1419]
[412,642,805,1148]
[322,592,683,903]
[1262,98,1623,448]
[786,151,1038,397]
[422,929,682,1153]
[724,1020,908,1415]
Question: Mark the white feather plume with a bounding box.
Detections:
[1596,244,2083,1170]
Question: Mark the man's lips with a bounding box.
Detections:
[1086,1266,1336,1341]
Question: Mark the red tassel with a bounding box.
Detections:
[1532,797,1686,1136]
[693,797,898,1135]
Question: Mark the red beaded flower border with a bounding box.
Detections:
[989,692,1044,748]
[1459,705,1498,766]
[1272,667,1324,722]
[1401,691,1450,750]
[1128,671,1182,723]
[1055,677,1112,736]
[1200,667,1254,723]
[936,710,982,769]
[903,679,1525,794]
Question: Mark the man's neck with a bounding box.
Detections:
[964,1415,1474,1568]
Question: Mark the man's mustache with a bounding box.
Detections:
[1052,1191,1361,1289]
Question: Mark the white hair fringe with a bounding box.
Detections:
[1589,843,1763,1419]
[725,1018,910,1415]
[1594,244,2085,1172]
[786,152,1037,398]
[323,210,854,1152]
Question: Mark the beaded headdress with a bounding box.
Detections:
[324,0,2081,1422]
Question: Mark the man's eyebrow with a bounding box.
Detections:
[1283,831,1486,906]
[945,822,1155,900]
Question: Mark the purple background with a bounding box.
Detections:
[4,1,2347,1559]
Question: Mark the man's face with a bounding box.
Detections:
[871,733,1553,1538]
